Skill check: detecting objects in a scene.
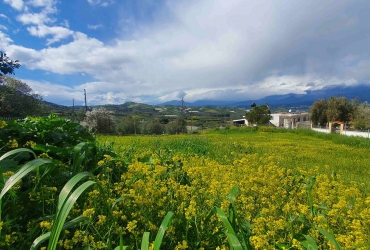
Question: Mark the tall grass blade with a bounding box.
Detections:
[302,234,319,250]
[58,171,93,211]
[111,196,133,211]
[31,215,89,250]
[0,148,36,161]
[215,207,237,236]
[113,246,129,250]
[48,180,95,250]
[226,233,243,250]
[316,227,343,250]
[73,142,87,174]
[153,211,174,250]
[0,158,51,199]
[141,232,150,250]
[228,185,238,205]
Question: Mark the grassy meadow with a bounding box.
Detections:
[1,117,370,249]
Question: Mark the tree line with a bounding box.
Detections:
[310,96,370,129]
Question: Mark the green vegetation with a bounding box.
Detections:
[245,104,271,125]
[309,96,367,128]
[1,117,370,249]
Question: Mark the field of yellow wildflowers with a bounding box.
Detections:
[1,119,370,249]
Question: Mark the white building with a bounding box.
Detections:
[233,112,310,128]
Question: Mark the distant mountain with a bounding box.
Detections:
[157,84,370,108]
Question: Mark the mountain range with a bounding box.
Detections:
[157,84,370,108]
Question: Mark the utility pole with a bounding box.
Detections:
[84,89,87,111]
[72,98,75,113]
[181,98,185,133]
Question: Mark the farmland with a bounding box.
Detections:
[1,117,370,249]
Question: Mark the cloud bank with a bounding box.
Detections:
[1,0,370,105]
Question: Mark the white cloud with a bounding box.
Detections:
[17,12,54,25]
[0,14,9,19]
[27,25,73,45]
[4,0,24,11]
[87,24,103,30]
[0,25,8,31]
[87,0,115,6]
[0,31,13,47]
[61,19,69,28]
[4,0,370,105]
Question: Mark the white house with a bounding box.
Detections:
[233,112,310,128]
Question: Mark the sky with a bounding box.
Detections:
[1,0,370,106]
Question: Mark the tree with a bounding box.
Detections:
[0,51,20,77]
[0,76,44,117]
[309,99,328,125]
[352,101,370,129]
[80,108,115,134]
[326,96,355,122]
[141,119,164,135]
[166,117,187,134]
[245,105,271,125]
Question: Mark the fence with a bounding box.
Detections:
[311,124,370,138]
[0,117,26,121]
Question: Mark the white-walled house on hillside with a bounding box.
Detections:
[270,112,310,128]
[233,112,310,128]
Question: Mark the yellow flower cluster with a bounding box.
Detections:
[8,139,18,148]
[0,120,7,128]
[24,140,36,148]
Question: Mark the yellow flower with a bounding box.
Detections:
[126,220,137,233]
[8,139,18,148]
[96,215,106,226]
[24,140,37,148]
[0,120,7,128]
[83,208,95,218]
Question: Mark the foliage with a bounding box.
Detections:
[166,117,187,134]
[0,52,20,76]
[245,105,271,125]
[141,119,164,135]
[326,96,356,122]
[116,116,141,135]
[0,77,44,117]
[0,114,96,162]
[352,101,370,129]
[81,108,115,134]
[309,99,328,125]
[1,121,370,249]
[310,96,357,125]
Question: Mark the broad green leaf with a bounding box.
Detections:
[113,246,129,250]
[226,233,243,250]
[141,232,150,250]
[58,171,93,211]
[0,158,51,199]
[302,234,319,250]
[73,142,87,173]
[154,211,174,250]
[0,148,36,161]
[228,185,239,205]
[316,227,342,250]
[48,180,95,250]
[216,207,237,236]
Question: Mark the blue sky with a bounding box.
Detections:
[1,0,370,106]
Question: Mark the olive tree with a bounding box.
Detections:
[245,105,271,125]
[309,99,328,125]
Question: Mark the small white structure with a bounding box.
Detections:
[270,112,310,128]
[233,118,250,126]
